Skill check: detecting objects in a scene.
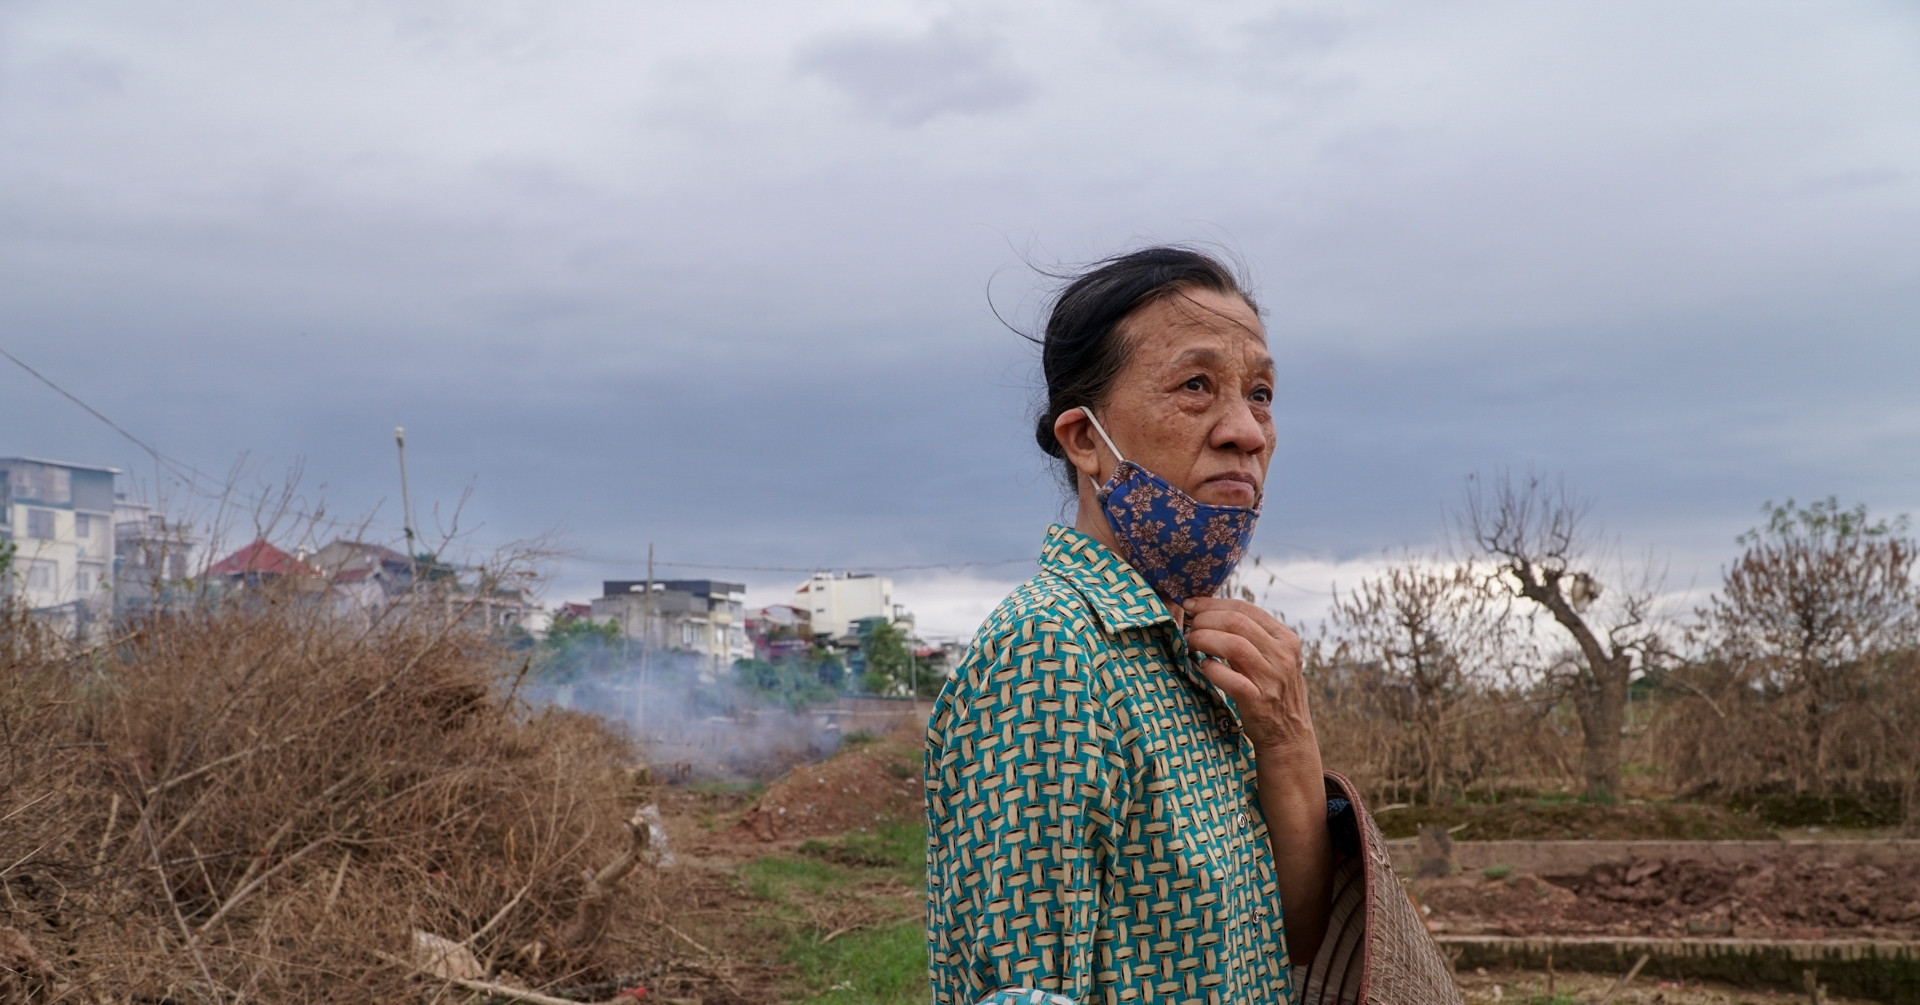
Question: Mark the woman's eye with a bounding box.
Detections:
[1251,387,1273,404]
[1183,376,1207,392]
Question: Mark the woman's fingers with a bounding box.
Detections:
[1186,597,1297,648]
[1185,627,1266,679]
[1194,652,1258,704]
[1186,599,1319,755]
[1187,608,1287,666]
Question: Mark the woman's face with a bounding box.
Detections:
[1094,287,1274,507]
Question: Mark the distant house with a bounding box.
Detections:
[591,578,749,679]
[1,457,120,632]
[113,495,200,613]
[309,540,413,582]
[308,539,414,615]
[207,539,324,586]
[746,603,812,662]
[793,572,908,641]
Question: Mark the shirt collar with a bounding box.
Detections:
[1038,524,1174,634]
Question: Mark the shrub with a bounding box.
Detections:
[0,588,663,1001]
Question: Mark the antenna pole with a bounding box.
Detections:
[395,427,418,578]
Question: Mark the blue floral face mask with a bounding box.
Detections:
[1081,407,1262,604]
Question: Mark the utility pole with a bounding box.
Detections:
[640,542,654,733]
[394,427,418,580]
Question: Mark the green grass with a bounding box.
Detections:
[686,778,766,798]
[739,821,929,1003]
[1371,797,1773,840]
[740,854,852,900]
[791,920,928,1005]
[799,821,924,873]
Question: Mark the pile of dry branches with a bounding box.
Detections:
[0,589,666,1002]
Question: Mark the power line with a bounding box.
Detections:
[0,342,384,537]
[0,344,171,464]
[570,556,1037,575]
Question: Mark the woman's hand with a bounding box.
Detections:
[1182,597,1319,762]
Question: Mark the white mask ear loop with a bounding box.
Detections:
[1079,406,1128,466]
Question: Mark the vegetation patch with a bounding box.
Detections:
[801,822,925,872]
[1727,786,1907,830]
[1374,799,1774,840]
[736,822,926,1004]
[790,920,928,1005]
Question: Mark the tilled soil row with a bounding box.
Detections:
[1419,852,1920,939]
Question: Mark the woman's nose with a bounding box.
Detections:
[1210,399,1267,455]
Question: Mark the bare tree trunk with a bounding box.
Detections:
[1573,663,1629,800]
[1804,692,1824,795]
[1462,472,1658,803]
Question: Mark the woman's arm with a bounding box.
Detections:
[1183,597,1332,962]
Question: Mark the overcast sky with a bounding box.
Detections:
[3,1,1916,636]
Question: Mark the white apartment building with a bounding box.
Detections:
[793,572,904,640]
[0,457,120,617]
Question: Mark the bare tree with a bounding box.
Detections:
[1324,557,1525,803]
[1460,471,1661,800]
[1697,498,1917,796]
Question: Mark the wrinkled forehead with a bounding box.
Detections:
[1123,293,1273,373]
[1123,283,1263,336]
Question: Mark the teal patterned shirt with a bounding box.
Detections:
[925,525,1294,1005]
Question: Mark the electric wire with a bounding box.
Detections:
[0,342,394,538]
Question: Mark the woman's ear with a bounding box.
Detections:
[1053,407,1106,483]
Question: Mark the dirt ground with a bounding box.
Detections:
[1418,853,1920,939]
[1455,966,1883,1005]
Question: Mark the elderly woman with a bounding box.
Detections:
[925,248,1459,1005]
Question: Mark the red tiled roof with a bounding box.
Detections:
[207,540,320,578]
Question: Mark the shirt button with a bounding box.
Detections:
[1235,811,1250,829]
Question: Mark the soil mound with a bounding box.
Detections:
[735,722,926,842]
[1418,851,1920,939]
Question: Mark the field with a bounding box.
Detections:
[642,724,1908,1004]
[5,588,1916,1003]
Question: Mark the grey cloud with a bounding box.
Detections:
[796,21,1033,127]
[0,1,1917,619]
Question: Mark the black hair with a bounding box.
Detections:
[1030,246,1258,489]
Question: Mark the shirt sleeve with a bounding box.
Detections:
[969,991,1080,1005]
[925,606,1133,1005]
